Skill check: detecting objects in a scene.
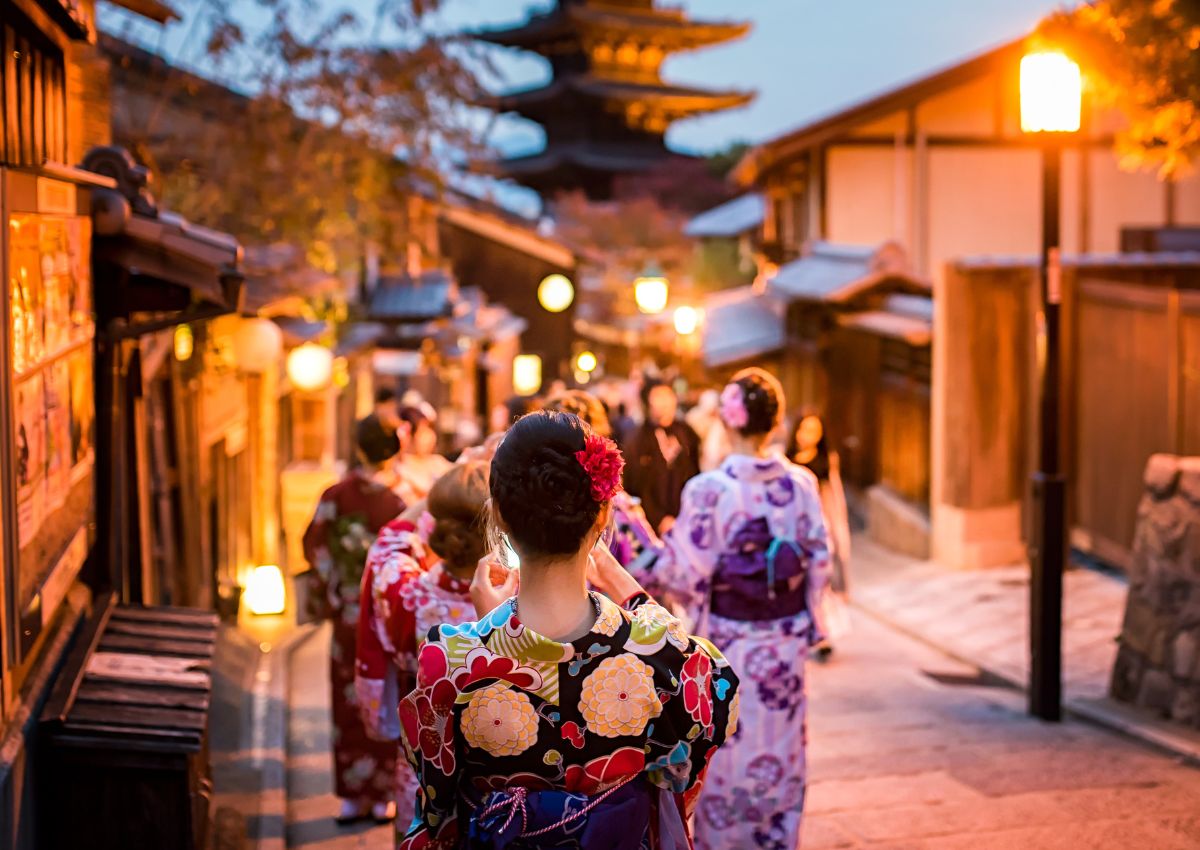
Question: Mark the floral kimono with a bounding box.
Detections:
[397,592,740,849]
[605,492,659,568]
[633,453,830,850]
[356,518,477,836]
[302,470,406,809]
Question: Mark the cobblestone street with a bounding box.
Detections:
[265,608,1200,849]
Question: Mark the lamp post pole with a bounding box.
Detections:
[1030,137,1065,722]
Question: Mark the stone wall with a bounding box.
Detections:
[1111,455,1200,728]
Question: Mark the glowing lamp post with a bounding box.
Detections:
[1020,49,1081,723]
[538,274,575,313]
[245,565,287,616]
[634,264,669,315]
[576,350,598,373]
[286,342,335,393]
[673,305,701,336]
[513,354,542,396]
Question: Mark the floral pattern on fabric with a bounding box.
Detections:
[397,593,739,849]
[629,453,831,850]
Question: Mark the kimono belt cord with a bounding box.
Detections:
[479,774,638,840]
[764,538,805,601]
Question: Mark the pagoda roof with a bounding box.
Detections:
[475,3,748,53]
[492,75,752,119]
[495,143,681,197]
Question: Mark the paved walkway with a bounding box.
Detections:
[265,612,1200,849]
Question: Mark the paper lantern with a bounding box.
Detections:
[245,565,286,616]
[287,342,334,393]
[538,274,575,313]
[513,354,542,396]
[232,318,284,371]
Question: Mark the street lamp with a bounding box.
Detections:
[673,305,702,336]
[287,342,335,393]
[1020,48,1081,723]
[576,350,598,373]
[634,263,669,315]
[538,273,574,313]
[513,354,542,396]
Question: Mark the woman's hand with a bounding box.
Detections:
[587,544,645,604]
[470,554,518,617]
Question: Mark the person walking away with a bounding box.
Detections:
[625,379,701,535]
[302,414,407,824]
[631,369,831,850]
[543,390,659,567]
[788,411,852,658]
[397,410,739,849]
[356,462,490,839]
[394,403,452,506]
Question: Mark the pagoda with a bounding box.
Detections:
[475,0,752,200]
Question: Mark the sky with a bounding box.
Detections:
[100,0,1067,210]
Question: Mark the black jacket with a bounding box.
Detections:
[624,420,701,530]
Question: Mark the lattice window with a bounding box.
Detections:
[3,4,67,167]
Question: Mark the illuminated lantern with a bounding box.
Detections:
[245,565,286,615]
[174,324,194,362]
[576,350,598,373]
[287,342,334,392]
[537,274,575,313]
[673,306,702,336]
[232,317,284,371]
[1019,51,1082,134]
[512,354,542,395]
[634,264,669,315]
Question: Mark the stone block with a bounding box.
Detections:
[1136,669,1174,713]
[1118,595,1160,657]
[1169,686,1199,727]
[1144,454,1181,499]
[1173,631,1199,681]
[1178,457,1200,505]
[1110,645,1145,703]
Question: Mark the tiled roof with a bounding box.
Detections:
[368,271,455,323]
[702,286,786,368]
[768,241,920,303]
[685,194,764,239]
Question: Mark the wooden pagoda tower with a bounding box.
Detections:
[475,0,752,200]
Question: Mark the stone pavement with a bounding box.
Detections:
[851,535,1200,760]
[256,611,1200,849]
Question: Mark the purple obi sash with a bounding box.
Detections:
[711,517,810,622]
[465,775,651,849]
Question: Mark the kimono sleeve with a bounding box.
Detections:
[398,635,463,848]
[301,486,340,620]
[644,632,740,801]
[631,475,726,626]
[794,469,834,643]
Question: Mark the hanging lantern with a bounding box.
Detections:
[245,565,287,616]
[634,264,669,315]
[232,318,284,371]
[512,354,542,396]
[1019,51,1082,134]
[174,324,194,362]
[575,350,598,373]
[673,306,702,336]
[286,342,334,393]
[537,274,575,313]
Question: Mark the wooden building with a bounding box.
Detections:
[474,0,752,199]
[730,33,1200,565]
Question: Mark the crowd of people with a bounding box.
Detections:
[301,368,853,849]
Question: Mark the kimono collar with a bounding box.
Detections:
[720,452,789,483]
[494,592,625,663]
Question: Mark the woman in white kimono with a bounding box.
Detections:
[632,368,831,850]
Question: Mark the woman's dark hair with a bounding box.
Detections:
[489,410,604,558]
[786,409,831,482]
[427,463,489,573]
[640,377,671,410]
[374,386,397,405]
[500,395,538,429]
[726,367,785,438]
[355,413,400,465]
[543,390,613,438]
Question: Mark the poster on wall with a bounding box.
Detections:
[16,373,46,547]
[45,360,71,511]
[68,349,94,474]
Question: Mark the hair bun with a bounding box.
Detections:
[726,368,785,437]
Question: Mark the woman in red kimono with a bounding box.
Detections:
[303,413,406,824]
[356,462,489,839]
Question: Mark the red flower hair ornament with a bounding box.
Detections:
[575,434,625,502]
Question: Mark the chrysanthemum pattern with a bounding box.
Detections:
[579,653,662,738]
[462,682,539,757]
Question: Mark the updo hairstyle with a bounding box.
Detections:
[489,411,605,559]
[726,367,785,438]
[427,462,489,573]
[543,390,612,438]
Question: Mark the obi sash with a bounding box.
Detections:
[711,516,810,622]
[465,775,653,849]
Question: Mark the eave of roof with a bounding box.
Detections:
[685,194,764,239]
[493,75,752,116]
[106,0,180,24]
[475,6,748,52]
[733,37,1027,186]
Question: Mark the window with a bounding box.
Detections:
[2,3,68,167]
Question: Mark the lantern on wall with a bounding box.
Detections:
[575,350,598,373]
[513,354,542,396]
[673,306,702,336]
[245,565,287,616]
[537,274,575,313]
[1019,51,1082,134]
[232,317,284,372]
[286,342,335,393]
[174,324,194,362]
[634,264,669,315]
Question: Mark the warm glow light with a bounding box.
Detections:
[287,342,335,393]
[673,306,702,336]
[245,565,286,615]
[174,324,194,362]
[576,350,598,373]
[537,274,575,313]
[513,354,542,396]
[1020,51,1082,134]
[635,274,669,315]
[232,317,284,370]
